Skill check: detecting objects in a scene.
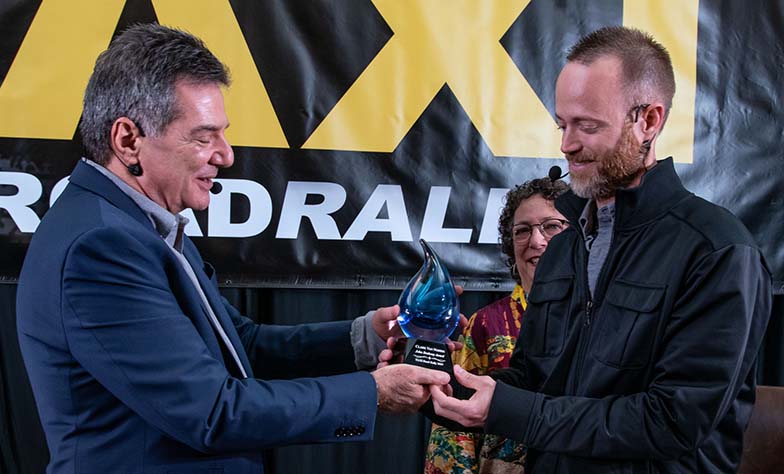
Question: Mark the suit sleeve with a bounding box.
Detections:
[225,300,359,379]
[485,244,771,459]
[62,227,377,453]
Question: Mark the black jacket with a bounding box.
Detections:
[486,158,772,473]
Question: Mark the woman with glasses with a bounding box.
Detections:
[425,177,569,474]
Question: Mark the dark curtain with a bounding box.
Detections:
[0,284,47,474]
[2,284,782,473]
[0,283,506,474]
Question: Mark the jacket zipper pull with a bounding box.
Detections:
[585,300,593,327]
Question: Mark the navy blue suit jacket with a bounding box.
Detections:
[16,161,377,473]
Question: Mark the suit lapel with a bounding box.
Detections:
[70,160,253,378]
[182,240,253,378]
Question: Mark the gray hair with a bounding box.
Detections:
[80,23,230,164]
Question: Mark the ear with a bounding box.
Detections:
[109,117,143,164]
[638,103,666,143]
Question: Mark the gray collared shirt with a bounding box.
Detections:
[579,199,616,298]
[83,158,187,250]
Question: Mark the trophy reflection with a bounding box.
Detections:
[396,239,460,374]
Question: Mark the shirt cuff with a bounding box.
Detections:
[350,311,387,370]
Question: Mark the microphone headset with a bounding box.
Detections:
[123,160,223,194]
[124,121,145,176]
[115,122,226,192]
[126,163,143,176]
[122,160,222,195]
[548,165,569,182]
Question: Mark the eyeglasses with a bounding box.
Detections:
[512,218,569,244]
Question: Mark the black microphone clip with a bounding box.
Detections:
[548,165,568,182]
[210,181,222,194]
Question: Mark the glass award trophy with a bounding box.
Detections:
[396,239,460,374]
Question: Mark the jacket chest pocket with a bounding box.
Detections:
[592,280,665,369]
[525,277,573,357]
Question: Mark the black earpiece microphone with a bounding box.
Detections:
[210,181,222,194]
[640,133,655,156]
[127,163,143,177]
[548,165,569,182]
[124,121,146,176]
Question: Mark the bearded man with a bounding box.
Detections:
[427,26,772,473]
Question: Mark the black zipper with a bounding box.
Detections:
[585,300,593,327]
[569,242,593,395]
[570,214,618,395]
[570,292,593,394]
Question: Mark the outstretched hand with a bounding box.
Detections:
[430,365,496,428]
[371,364,450,413]
[370,304,404,342]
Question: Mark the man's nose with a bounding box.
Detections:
[560,128,581,155]
[212,134,234,168]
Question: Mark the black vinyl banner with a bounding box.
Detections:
[1,0,782,291]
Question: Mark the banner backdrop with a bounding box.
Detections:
[1,0,782,291]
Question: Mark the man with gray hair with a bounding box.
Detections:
[428,26,771,473]
[16,23,448,473]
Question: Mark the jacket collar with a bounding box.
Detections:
[68,159,155,232]
[556,157,691,231]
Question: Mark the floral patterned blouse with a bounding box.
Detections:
[424,285,527,474]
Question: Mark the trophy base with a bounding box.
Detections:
[394,337,453,376]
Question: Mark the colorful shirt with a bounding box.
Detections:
[425,285,527,474]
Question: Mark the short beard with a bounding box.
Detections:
[568,123,647,201]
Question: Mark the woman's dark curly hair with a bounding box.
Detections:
[499,178,569,284]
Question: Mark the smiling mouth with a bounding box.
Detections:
[569,160,596,171]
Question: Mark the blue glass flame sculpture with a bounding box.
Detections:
[397,239,460,342]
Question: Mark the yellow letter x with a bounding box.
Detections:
[303,0,561,158]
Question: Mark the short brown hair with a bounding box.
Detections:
[567,26,675,122]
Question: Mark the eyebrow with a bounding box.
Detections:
[576,118,607,127]
[190,123,230,134]
[554,114,608,126]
